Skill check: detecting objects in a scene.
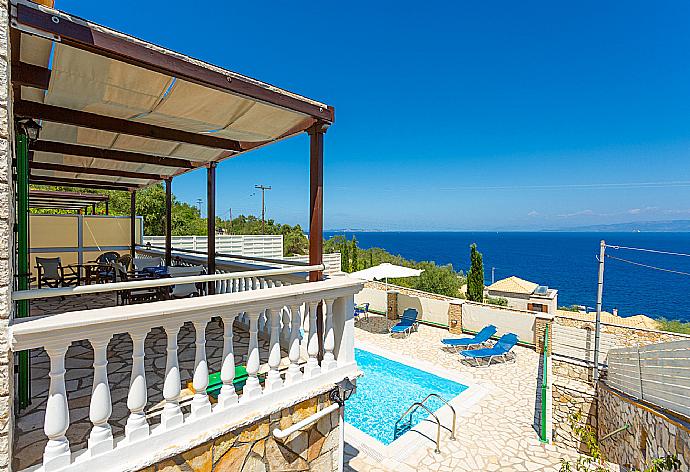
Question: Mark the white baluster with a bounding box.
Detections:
[284,304,303,385]
[190,319,212,419]
[161,323,184,430]
[323,299,337,372]
[267,279,275,288]
[304,301,321,379]
[125,329,150,443]
[253,277,259,290]
[264,308,283,392]
[275,280,283,288]
[43,344,71,471]
[258,311,266,333]
[217,314,239,409]
[87,336,113,456]
[281,307,291,346]
[241,312,262,401]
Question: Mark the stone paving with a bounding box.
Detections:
[344,315,581,472]
[14,294,282,471]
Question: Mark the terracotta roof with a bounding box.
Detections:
[487,276,539,295]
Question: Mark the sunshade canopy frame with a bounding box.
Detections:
[29,189,109,213]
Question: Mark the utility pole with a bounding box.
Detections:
[593,239,606,383]
[228,207,233,235]
[196,198,203,216]
[254,185,271,234]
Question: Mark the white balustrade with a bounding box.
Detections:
[125,330,150,443]
[161,323,184,430]
[190,319,212,419]
[304,301,321,379]
[87,336,113,456]
[10,277,362,472]
[264,308,283,392]
[242,311,262,401]
[284,303,303,385]
[43,344,71,471]
[217,314,239,409]
[322,299,337,372]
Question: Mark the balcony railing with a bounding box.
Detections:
[10,276,362,472]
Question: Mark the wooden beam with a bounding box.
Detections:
[14,3,334,123]
[30,161,162,181]
[29,189,110,201]
[308,123,326,362]
[16,100,243,152]
[165,178,172,266]
[12,62,50,89]
[207,163,216,294]
[130,191,136,260]
[32,140,195,169]
[29,175,135,191]
[10,28,21,99]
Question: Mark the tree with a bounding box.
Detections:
[351,235,359,271]
[467,243,484,302]
[341,238,350,272]
[414,263,462,297]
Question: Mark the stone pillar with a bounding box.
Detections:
[0,1,15,470]
[448,302,463,335]
[386,290,398,320]
[535,314,554,354]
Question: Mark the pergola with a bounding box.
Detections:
[10,0,332,285]
[29,189,109,214]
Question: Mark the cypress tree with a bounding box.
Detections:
[467,243,484,302]
[342,238,350,272]
[351,236,359,271]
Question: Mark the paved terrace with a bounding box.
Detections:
[345,315,580,472]
[15,294,283,471]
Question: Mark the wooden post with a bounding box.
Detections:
[105,200,109,215]
[130,191,136,261]
[207,163,216,294]
[308,123,327,361]
[165,178,172,266]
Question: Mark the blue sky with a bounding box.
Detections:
[62,1,690,231]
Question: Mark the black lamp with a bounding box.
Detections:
[330,377,356,405]
[16,118,41,142]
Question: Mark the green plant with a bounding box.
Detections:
[486,296,508,307]
[467,243,484,302]
[656,318,690,335]
[341,238,350,273]
[559,305,581,312]
[561,412,680,472]
[351,236,358,271]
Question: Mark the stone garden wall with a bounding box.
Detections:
[138,393,340,472]
[598,385,690,472]
[552,379,597,453]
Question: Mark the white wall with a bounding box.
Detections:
[144,235,284,259]
[462,302,538,345]
[397,293,453,326]
[354,287,387,313]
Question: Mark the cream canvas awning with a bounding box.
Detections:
[11,0,334,190]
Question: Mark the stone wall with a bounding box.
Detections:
[552,359,592,384]
[552,379,597,453]
[598,386,690,472]
[138,393,341,472]
[554,316,687,349]
[0,1,13,471]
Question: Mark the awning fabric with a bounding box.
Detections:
[14,0,332,189]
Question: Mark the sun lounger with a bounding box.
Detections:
[460,333,519,367]
[441,325,497,351]
[389,308,419,336]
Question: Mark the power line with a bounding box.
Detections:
[605,254,690,277]
[605,245,690,258]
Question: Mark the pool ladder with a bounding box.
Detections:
[393,393,456,454]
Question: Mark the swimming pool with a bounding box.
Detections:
[345,348,468,445]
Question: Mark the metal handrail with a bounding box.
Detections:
[540,325,550,443]
[394,402,443,453]
[417,393,456,440]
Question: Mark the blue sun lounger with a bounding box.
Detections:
[441,325,497,351]
[460,333,519,367]
[389,308,419,336]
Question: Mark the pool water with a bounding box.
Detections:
[345,348,468,445]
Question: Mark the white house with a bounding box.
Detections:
[486,276,558,314]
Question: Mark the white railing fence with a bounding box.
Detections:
[143,235,284,260]
[552,324,619,365]
[607,339,690,419]
[11,277,362,472]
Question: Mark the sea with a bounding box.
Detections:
[323,231,690,322]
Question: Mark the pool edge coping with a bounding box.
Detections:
[345,340,491,467]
